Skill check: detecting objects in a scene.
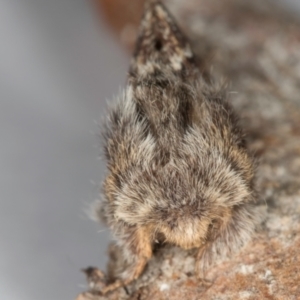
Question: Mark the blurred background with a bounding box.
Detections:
[0,0,299,300]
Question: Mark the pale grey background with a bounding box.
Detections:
[0,1,128,299]
[0,1,299,300]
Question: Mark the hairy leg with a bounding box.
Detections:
[195,243,212,286]
[86,226,153,295]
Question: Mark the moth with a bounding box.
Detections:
[88,0,257,294]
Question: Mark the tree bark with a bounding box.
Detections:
[77,0,300,299]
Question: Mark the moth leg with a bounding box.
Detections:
[195,243,212,286]
[83,267,106,291]
[100,258,149,294]
[102,227,152,294]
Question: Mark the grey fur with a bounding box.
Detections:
[93,0,258,293]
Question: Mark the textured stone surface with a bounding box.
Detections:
[77,0,300,299]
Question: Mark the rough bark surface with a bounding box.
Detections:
[78,0,300,299]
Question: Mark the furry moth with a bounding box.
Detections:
[88,0,257,294]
